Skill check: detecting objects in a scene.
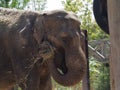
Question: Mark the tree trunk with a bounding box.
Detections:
[107,0,120,90]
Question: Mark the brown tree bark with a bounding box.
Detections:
[107,0,120,90]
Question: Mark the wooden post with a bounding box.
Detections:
[107,0,120,90]
[82,30,90,90]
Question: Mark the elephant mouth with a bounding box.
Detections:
[54,47,68,75]
[47,38,86,86]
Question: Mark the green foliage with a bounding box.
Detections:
[35,0,47,11]
[0,0,10,7]
[0,0,30,9]
[62,0,109,40]
[26,0,47,11]
[95,64,110,90]
[62,0,83,14]
[0,0,47,10]
[89,57,110,90]
[10,0,30,9]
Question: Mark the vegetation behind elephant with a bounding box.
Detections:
[0,8,86,90]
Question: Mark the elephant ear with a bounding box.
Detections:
[19,22,34,46]
[33,14,46,44]
[19,14,46,45]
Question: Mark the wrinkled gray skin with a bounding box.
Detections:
[0,8,86,90]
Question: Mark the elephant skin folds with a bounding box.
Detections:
[0,8,86,90]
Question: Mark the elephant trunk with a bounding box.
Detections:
[48,46,86,86]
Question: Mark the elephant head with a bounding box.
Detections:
[0,8,86,90]
[34,10,87,86]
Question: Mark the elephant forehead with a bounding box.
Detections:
[43,10,80,23]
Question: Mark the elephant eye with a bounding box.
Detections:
[62,36,72,45]
[62,38,67,43]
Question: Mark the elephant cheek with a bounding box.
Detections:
[48,47,86,86]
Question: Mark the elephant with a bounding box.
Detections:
[93,0,109,34]
[0,8,86,90]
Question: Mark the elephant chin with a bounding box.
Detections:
[47,46,86,86]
